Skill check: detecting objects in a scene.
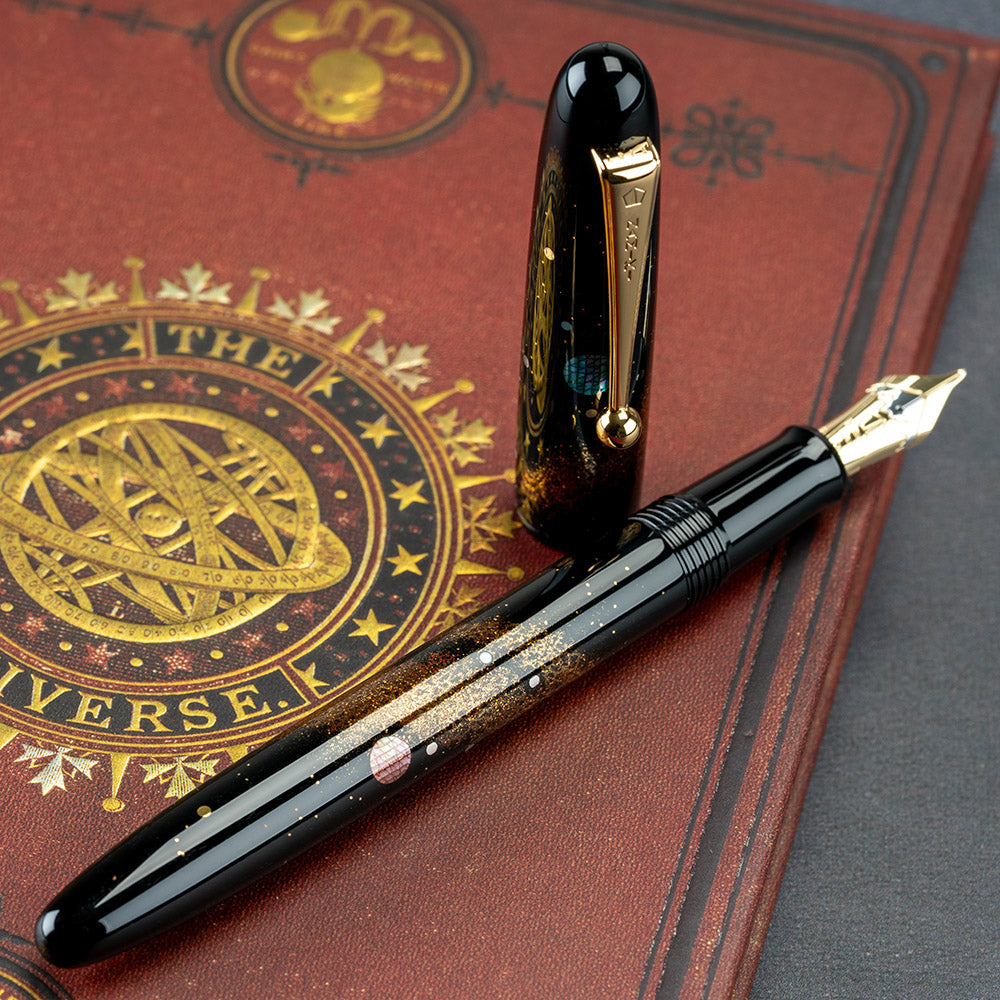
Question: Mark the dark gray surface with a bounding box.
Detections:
[750,1,1000,998]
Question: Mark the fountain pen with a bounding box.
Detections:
[35,371,965,967]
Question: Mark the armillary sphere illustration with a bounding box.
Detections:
[0,405,351,642]
[0,259,525,811]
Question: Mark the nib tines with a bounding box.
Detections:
[819,369,966,475]
[867,371,967,446]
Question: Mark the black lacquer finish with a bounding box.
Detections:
[686,426,848,572]
[516,42,660,551]
[36,428,845,968]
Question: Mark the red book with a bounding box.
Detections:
[0,1,996,998]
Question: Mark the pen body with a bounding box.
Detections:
[35,518,694,967]
[36,427,845,967]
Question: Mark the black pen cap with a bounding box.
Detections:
[516,42,661,552]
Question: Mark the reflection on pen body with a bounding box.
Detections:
[35,369,965,967]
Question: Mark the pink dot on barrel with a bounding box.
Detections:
[369,735,411,784]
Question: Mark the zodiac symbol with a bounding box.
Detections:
[0,404,350,642]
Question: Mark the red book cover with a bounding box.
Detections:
[0,1,996,998]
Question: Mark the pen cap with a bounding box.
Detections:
[516,42,661,552]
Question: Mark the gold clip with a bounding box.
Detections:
[591,137,660,450]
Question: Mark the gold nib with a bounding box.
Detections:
[818,370,966,475]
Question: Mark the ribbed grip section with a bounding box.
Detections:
[628,493,730,604]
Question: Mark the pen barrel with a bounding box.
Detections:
[685,425,848,572]
[35,495,719,967]
[36,429,845,968]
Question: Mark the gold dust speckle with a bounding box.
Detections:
[210,649,224,660]
[0,603,11,613]
[75,391,90,402]
[265,406,279,417]
[130,657,143,667]
[196,805,212,818]
[276,622,289,632]
[59,641,72,651]
[21,418,35,428]
[140,379,155,390]
[207,385,221,396]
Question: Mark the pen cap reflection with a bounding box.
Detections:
[516,42,661,552]
[558,44,649,129]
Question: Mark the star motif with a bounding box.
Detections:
[309,371,344,398]
[357,414,400,449]
[162,647,196,674]
[102,375,130,402]
[228,386,261,415]
[30,337,75,372]
[316,459,347,484]
[40,393,70,419]
[234,630,266,651]
[389,478,428,511]
[294,661,331,697]
[85,641,119,668]
[349,608,394,646]
[285,419,313,443]
[166,372,199,400]
[291,595,325,623]
[0,426,24,450]
[21,613,48,637]
[386,544,427,576]
[119,322,145,354]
